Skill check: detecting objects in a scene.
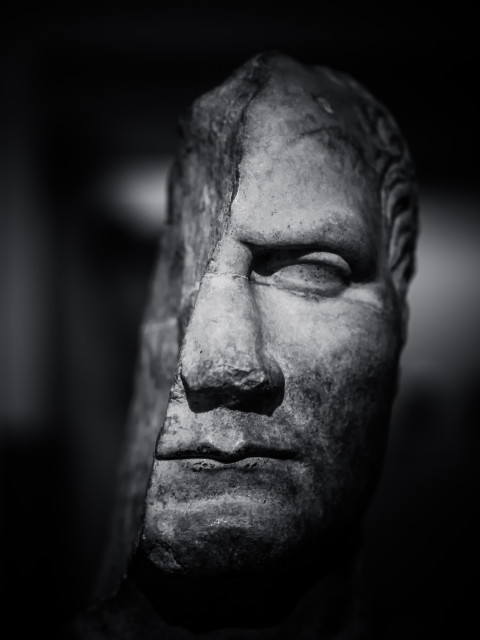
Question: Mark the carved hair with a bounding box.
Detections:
[321,66,419,302]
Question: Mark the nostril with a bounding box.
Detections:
[261,354,285,392]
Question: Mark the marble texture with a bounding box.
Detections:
[82,51,418,638]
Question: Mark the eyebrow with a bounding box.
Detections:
[247,210,378,276]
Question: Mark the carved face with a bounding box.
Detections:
[138,64,406,577]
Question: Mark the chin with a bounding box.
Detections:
[139,495,322,577]
[138,492,364,578]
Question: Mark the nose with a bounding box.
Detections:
[179,272,284,415]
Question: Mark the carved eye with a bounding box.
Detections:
[250,250,351,297]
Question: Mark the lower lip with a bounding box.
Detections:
[151,458,302,503]
[172,457,293,471]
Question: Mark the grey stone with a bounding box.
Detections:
[76,51,418,639]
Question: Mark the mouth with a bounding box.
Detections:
[156,444,298,464]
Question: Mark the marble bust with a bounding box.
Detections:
[72,51,418,639]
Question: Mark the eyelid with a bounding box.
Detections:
[293,251,351,277]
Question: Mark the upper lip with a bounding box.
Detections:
[155,444,298,463]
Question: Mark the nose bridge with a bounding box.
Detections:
[179,272,283,410]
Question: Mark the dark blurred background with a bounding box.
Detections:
[1,2,479,638]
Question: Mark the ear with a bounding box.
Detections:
[383,177,419,345]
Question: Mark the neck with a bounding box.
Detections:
[129,532,363,639]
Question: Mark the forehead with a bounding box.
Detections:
[229,73,382,250]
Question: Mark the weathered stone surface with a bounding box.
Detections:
[82,51,418,638]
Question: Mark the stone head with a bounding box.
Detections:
[100,52,418,593]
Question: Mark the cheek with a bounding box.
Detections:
[255,284,400,387]
[255,285,400,487]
